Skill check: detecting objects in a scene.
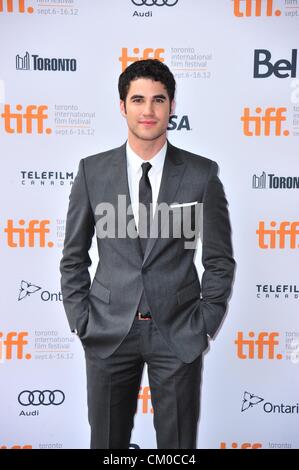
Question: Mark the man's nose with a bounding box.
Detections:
[142,101,154,116]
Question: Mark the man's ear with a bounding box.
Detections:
[120,100,127,118]
[170,99,175,115]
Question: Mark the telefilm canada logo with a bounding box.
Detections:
[252,172,299,189]
[16,52,77,72]
[20,169,74,187]
[241,391,299,415]
[256,283,299,300]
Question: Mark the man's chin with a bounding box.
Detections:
[133,130,166,142]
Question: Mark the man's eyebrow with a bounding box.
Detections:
[130,94,144,100]
[130,94,167,100]
[153,94,167,100]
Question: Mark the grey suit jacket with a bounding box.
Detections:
[60,141,235,363]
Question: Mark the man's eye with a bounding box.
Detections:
[133,99,142,103]
[155,99,165,103]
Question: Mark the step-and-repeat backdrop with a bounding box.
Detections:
[0,0,298,450]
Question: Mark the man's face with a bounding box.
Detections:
[120,78,174,143]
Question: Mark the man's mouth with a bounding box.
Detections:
[139,120,157,126]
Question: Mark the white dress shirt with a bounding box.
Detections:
[126,141,167,228]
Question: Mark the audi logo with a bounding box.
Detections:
[131,0,179,6]
[18,390,65,406]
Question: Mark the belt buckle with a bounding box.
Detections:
[137,311,151,320]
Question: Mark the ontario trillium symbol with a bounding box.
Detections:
[18,280,41,301]
[241,391,264,412]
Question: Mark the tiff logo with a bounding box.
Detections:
[0,0,34,13]
[138,386,153,414]
[232,0,281,17]
[119,47,165,71]
[0,332,31,360]
[235,331,282,359]
[0,445,32,449]
[220,442,262,449]
[4,219,54,248]
[256,221,299,249]
[0,104,52,134]
[241,107,289,136]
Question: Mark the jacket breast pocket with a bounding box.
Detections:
[89,278,110,304]
[168,202,202,243]
[177,278,201,306]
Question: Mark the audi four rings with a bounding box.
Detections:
[18,390,65,406]
[132,0,179,6]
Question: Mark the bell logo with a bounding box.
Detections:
[119,47,165,71]
[4,219,54,248]
[232,0,281,17]
[138,386,153,414]
[241,107,289,136]
[235,331,282,359]
[256,221,299,249]
[0,0,34,13]
[0,104,51,134]
[220,442,262,449]
[0,332,31,360]
[254,49,297,79]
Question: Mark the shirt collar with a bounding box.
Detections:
[126,140,167,175]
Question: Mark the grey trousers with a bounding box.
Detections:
[83,317,202,449]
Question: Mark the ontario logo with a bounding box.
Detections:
[18,280,62,302]
[18,281,41,301]
[241,391,299,414]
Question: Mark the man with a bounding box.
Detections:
[60,59,235,449]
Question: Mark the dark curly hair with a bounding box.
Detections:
[118,59,176,104]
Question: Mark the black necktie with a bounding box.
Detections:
[138,162,152,255]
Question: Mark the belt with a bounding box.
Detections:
[136,311,152,320]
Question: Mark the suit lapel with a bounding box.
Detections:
[107,143,144,261]
[107,141,186,265]
[143,141,186,264]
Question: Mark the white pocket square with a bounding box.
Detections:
[169,201,198,208]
